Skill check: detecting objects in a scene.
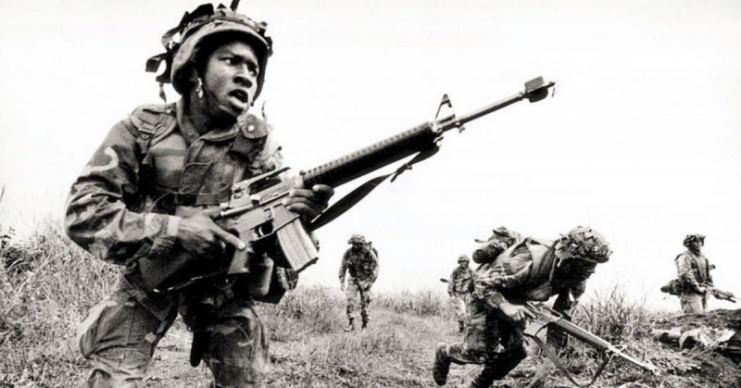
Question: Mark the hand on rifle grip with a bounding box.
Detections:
[177,212,246,257]
[284,184,335,221]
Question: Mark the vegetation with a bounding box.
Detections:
[1,218,739,387]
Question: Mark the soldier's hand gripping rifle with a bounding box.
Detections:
[523,302,660,387]
[703,283,737,303]
[143,77,555,292]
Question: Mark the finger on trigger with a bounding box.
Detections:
[214,228,246,250]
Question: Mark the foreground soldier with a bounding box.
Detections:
[433,226,612,388]
[339,234,379,331]
[448,255,473,333]
[674,234,713,313]
[65,4,333,387]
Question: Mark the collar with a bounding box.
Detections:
[176,99,241,144]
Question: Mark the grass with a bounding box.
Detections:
[1,218,739,387]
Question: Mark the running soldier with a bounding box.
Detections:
[65,3,333,387]
[339,234,379,331]
[674,234,713,313]
[433,226,612,388]
[448,255,473,333]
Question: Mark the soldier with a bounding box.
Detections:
[674,234,713,313]
[433,226,612,388]
[448,254,473,333]
[339,234,379,331]
[64,3,333,387]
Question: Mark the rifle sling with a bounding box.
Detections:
[522,331,612,388]
[309,146,439,231]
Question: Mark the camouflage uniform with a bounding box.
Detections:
[675,234,712,314]
[67,100,281,387]
[434,227,611,388]
[66,6,284,387]
[448,255,473,332]
[339,235,379,330]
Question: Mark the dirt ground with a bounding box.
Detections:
[133,309,741,388]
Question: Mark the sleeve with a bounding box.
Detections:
[474,249,534,310]
[448,269,456,295]
[676,254,702,292]
[338,250,349,282]
[369,251,379,283]
[64,117,181,266]
[706,258,714,285]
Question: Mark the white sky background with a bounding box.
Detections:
[1,0,740,311]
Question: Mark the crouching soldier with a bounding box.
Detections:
[433,226,612,388]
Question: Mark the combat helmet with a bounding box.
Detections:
[146,1,273,99]
[457,255,470,263]
[348,234,366,244]
[554,226,612,264]
[683,234,705,248]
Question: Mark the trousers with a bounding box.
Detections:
[77,279,269,388]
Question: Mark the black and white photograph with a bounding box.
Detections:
[1,0,740,387]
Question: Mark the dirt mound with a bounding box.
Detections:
[655,309,741,332]
[649,309,741,388]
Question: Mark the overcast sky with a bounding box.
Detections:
[1,0,740,310]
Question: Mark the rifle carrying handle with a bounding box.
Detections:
[276,218,319,272]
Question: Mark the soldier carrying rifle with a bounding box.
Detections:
[64,3,334,387]
[664,234,736,311]
[339,234,379,331]
[433,226,612,388]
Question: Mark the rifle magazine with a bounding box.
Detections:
[276,218,319,272]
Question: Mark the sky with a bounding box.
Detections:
[1,0,740,311]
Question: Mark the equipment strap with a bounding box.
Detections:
[308,145,439,231]
[522,331,612,388]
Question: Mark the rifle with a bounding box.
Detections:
[524,302,660,386]
[142,77,556,292]
[703,283,737,303]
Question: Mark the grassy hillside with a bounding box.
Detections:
[1,220,739,388]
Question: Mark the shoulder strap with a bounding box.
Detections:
[523,330,611,388]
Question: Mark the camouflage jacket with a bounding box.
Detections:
[675,250,713,294]
[339,247,379,287]
[472,238,586,317]
[448,266,473,295]
[64,101,282,316]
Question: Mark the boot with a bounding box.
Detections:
[361,316,369,330]
[433,343,452,386]
[458,321,465,334]
[344,317,355,332]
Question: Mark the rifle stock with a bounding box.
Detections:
[148,77,556,292]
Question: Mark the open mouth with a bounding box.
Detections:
[230,90,249,104]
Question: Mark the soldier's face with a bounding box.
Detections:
[201,41,260,118]
[556,259,597,283]
[458,261,468,270]
[351,242,363,252]
[689,240,703,252]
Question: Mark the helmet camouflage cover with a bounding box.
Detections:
[348,234,366,244]
[457,255,470,263]
[554,226,612,264]
[683,234,705,247]
[146,2,273,98]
